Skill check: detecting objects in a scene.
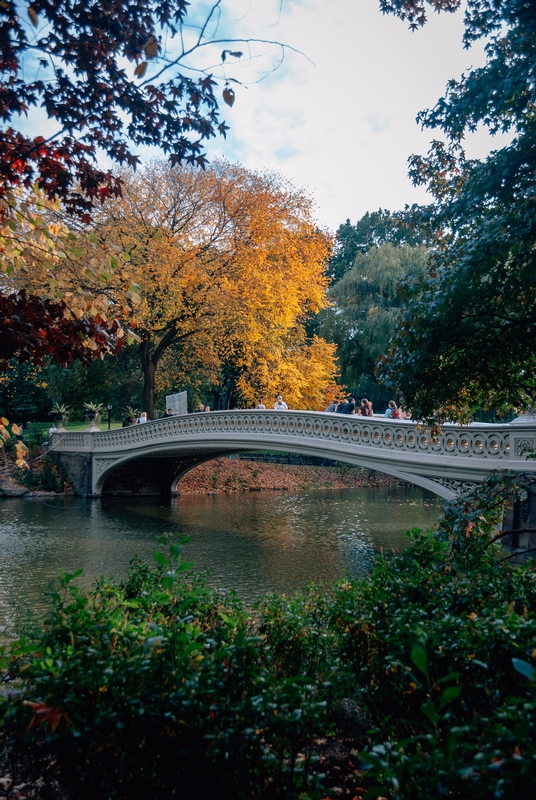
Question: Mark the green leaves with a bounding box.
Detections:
[439,685,461,709]
[153,550,168,568]
[410,645,428,679]
[512,657,536,682]
[379,1,536,421]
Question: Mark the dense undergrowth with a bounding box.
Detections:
[0,473,535,798]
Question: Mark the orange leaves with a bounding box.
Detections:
[70,160,337,409]
[23,700,70,733]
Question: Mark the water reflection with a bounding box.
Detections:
[0,487,442,637]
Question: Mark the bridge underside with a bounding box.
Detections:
[101,451,236,497]
[54,445,463,500]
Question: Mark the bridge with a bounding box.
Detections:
[48,410,536,500]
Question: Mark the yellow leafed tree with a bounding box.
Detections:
[13,160,340,415]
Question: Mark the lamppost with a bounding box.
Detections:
[107,403,113,430]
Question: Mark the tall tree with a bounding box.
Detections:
[320,243,427,404]
[328,208,431,283]
[65,161,334,417]
[0,1,287,364]
[378,0,536,422]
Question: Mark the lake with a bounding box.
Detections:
[0,486,443,637]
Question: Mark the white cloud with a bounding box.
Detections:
[21,0,510,232]
[209,0,511,230]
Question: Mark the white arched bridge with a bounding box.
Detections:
[49,410,536,500]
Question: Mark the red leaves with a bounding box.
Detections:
[0,291,123,370]
[23,700,70,733]
[1,3,229,219]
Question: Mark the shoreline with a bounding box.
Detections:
[177,458,410,495]
[1,459,410,498]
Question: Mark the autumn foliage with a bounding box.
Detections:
[84,161,338,415]
[0,290,125,371]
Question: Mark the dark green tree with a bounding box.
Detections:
[320,243,427,406]
[328,208,431,283]
[44,347,143,421]
[379,0,536,422]
[0,360,50,423]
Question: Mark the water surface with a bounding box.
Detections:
[0,487,443,637]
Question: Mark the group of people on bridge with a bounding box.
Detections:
[131,395,410,423]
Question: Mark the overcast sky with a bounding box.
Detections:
[200,0,508,231]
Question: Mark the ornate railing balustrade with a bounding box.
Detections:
[49,411,536,499]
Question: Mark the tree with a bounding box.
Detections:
[0,0,282,214]
[378,0,536,421]
[0,1,288,365]
[72,160,335,417]
[328,208,431,283]
[0,290,124,370]
[320,243,427,405]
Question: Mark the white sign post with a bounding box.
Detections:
[165,391,188,416]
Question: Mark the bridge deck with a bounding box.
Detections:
[49,410,536,499]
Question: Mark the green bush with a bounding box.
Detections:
[1,535,331,799]
[252,475,536,798]
[2,474,536,798]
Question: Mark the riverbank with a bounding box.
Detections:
[0,453,409,498]
[178,458,409,494]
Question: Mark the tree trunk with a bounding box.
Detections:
[223,373,235,409]
[140,339,157,419]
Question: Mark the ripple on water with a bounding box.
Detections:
[0,487,442,637]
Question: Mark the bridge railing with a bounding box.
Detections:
[48,410,536,462]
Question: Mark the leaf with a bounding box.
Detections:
[24,701,70,732]
[439,671,460,684]
[28,6,39,26]
[150,591,172,605]
[145,635,167,648]
[512,658,536,681]
[421,700,437,722]
[222,87,235,107]
[176,561,194,572]
[135,62,148,79]
[153,550,168,567]
[410,645,429,678]
[439,685,461,709]
[144,36,159,59]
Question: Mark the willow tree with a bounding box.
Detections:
[88,161,334,416]
[320,243,427,403]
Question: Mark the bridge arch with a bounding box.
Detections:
[49,410,535,500]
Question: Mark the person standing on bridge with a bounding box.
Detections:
[274,395,288,410]
[137,412,148,424]
[359,399,372,417]
[385,400,398,419]
[325,400,340,412]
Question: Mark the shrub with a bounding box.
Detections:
[1,535,331,799]
[2,475,536,798]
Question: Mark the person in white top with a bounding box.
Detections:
[137,412,148,424]
[274,395,288,410]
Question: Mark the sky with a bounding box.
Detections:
[19,0,508,234]
[192,0,509,231]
